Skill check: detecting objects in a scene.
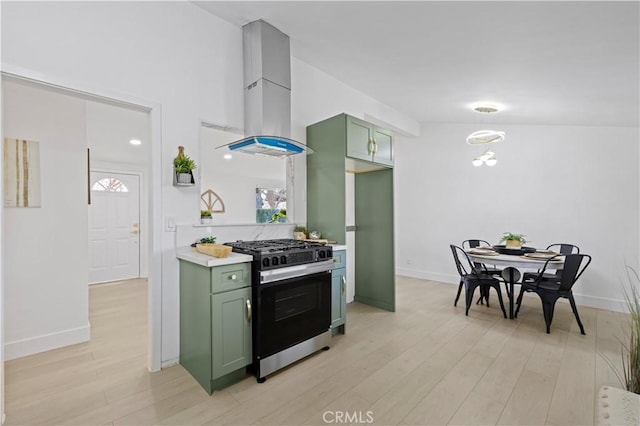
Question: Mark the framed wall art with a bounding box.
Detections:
[3,138,42,207]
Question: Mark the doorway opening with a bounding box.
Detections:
[1,73,160,373]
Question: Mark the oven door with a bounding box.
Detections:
[255,267,331,359]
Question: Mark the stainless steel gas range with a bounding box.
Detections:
[224,239,334,382]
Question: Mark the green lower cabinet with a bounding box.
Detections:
[331,250,347,335]
[179,260,252,394]
[211,287,252,379]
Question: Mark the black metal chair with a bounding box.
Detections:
[514,253,591,334]
[450,244,507,318]
[522,243,580,282]
[460,239,505,305]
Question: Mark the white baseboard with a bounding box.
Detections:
[4,324,90,361]
[161,358,179,369]
[396,268,628,314]
[572,293,628,313]
[397,267,458,285]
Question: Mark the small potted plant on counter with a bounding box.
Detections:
[200,209,213,224]
[294,225,307,240]
[500,232,527,248]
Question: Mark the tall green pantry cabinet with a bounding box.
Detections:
[307,113,395,312]
[178,254,253,394]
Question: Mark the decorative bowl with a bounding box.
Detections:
[492,245,536,256]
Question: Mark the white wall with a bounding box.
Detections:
[1,1,419,366]
[2,81,90,359]
[395,122,640,312]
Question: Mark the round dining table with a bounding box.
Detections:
[466,250,565,319]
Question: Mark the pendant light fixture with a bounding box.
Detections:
[467,104,505,167]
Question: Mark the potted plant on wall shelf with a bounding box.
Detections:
[173,146,196,185]
[200,210,213,224]
[500,232,527,248]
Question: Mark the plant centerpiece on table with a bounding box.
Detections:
[294,225,307,240]
[173,146,197,184]
[500,232,527,249]
[200,209,212,224]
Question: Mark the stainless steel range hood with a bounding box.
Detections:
[221,20,312,158]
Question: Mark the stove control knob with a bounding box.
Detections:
[272,256,279,266]
[262,258,270,268]
[280,255,287,265]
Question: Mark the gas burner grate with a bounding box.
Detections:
[224,238,325,253]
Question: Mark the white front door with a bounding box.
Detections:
[88,171,140,284]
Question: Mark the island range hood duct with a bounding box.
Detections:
[222,20,312,158]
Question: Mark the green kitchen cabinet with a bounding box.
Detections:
[179,260,252,394]
[307,113,395,312]
[331,249,347,334]
[346,115,394,167]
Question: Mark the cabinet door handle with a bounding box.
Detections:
[372,139,378,155]
[246,299,252,322]
[367,138,374,155]
[230,274,237,281]
[342,276,346,295]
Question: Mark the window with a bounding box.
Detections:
[256,187,286,223]
[92,177,129,193]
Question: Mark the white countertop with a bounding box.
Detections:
[176,247,253,267]
[329,244,347,251]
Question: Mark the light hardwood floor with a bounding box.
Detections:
[5,276,629,425]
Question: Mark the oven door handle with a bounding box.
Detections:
[246,299,252,323]
[259,259,334,284]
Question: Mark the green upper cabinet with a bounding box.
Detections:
[372,126,393,166]
[346,115,394,167]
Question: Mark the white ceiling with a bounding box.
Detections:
[195,1,639,127]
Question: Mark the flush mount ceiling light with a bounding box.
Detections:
[129,138,142,146]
